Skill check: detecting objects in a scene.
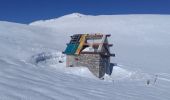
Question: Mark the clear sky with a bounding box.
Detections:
[0,0,170,23]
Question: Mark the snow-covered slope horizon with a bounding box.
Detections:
[0,13,170,99]
[30,13,170,73]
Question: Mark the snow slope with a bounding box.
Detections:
[0,13,170,99]
[30,13,170,73]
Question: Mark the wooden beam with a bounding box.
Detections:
[80,52,103,54]
[108,44,113,47]
[110,53,115,57]
[97,35,106,52]
[84,43,113,46]
[106,34,111,37]
[102,45,115,57]
[81,52,115,57]
[86,35,103,39]
[75,34,87,55]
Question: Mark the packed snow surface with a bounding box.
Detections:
[0,13,170,99]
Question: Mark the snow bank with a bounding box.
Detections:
[30,51,96,79]
[103,65,152,82]
[82,47,94,52]
[64,67,97,79]
[111,66,133,80]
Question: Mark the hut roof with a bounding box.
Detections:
[63,33,112,56]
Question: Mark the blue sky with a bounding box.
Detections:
[0,0,170,23]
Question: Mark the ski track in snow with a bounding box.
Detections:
[0,14,170,99]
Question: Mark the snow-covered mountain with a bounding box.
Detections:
[0,13,170,99]
[30,13,170,73]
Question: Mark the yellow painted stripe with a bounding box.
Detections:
[75,34,87,55]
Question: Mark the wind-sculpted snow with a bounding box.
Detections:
[1,55,170,100]
[30,52,65,64]
[0,14,170,100]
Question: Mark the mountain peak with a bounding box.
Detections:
[59,13,86,19]
[29,13,88,26]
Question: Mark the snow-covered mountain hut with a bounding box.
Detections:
[63,33,115,78]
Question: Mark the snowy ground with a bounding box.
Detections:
[0,13,170,99]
